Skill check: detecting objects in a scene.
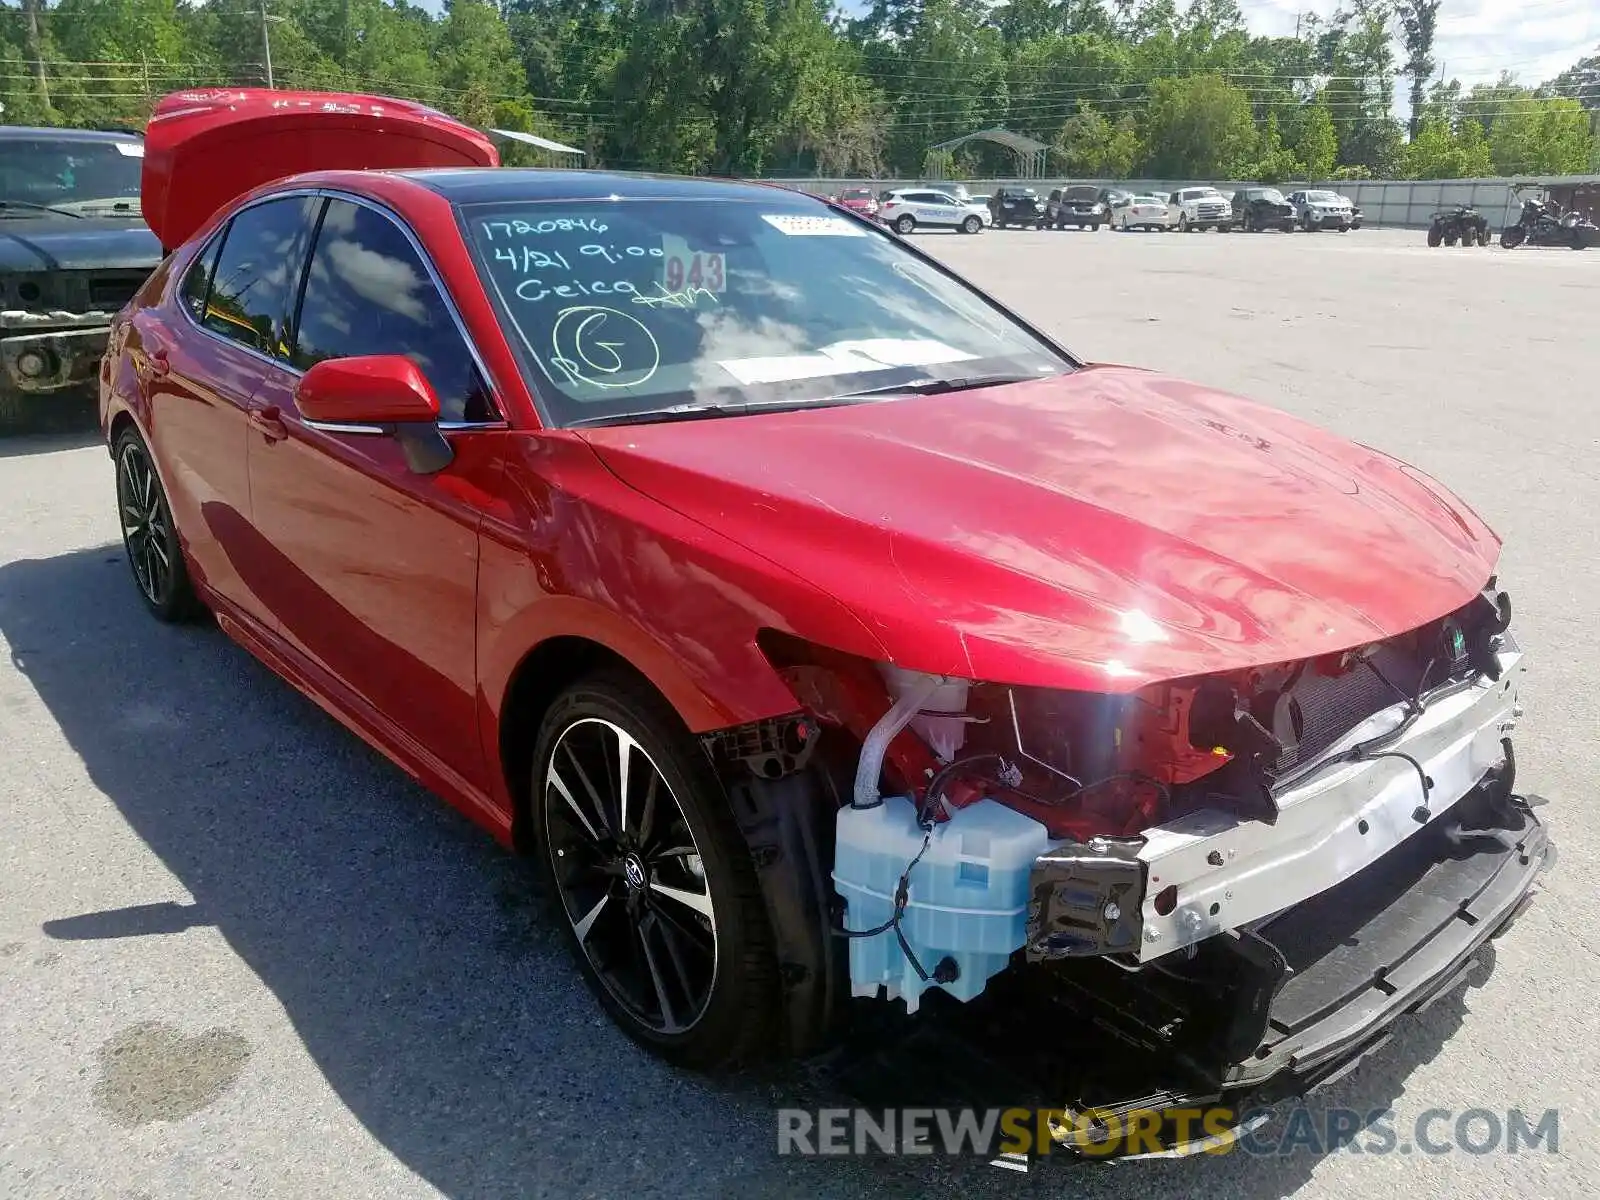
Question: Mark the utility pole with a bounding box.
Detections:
[259,0,275,89]
[22,0,50,110]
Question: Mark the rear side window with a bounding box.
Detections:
[290,198,496,424]
[202,195,319,356]
[179,234,222,321]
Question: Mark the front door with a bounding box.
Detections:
[245,195,504,793]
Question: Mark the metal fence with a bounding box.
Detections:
[770,175,1600,230]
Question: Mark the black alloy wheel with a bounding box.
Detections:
[533,675,780,1068]
[115,427,202,622]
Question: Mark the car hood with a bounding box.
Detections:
[0,216,161,272]
[581,366,1499,692]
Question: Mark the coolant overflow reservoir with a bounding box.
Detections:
[833,795,1062,1013]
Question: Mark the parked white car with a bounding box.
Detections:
[1111,193,1177,231]
[1170,185,1234,231]
[1287,189,1357,231]
[878,188,988,234]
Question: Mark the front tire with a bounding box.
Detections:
[531,673,781,1070]
[961,215,981,234]
[114,426,203,623]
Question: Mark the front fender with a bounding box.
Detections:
[475,432,893,805]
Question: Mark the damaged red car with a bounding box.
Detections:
[102,90,1551,1152]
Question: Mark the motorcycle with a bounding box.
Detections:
[1500,196,1598,250]
[1426,205,1490,247]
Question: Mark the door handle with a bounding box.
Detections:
[249,405,288,443]
[146,348,170,378]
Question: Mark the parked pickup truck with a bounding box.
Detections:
[1170,185,1235,232]
[1,126,161,433]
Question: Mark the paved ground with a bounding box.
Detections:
[1,228,1595,1198]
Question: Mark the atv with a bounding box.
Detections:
[1426,205,1490,248]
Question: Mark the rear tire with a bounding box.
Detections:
[1500,225,1523,248]
[530,672,783,1071]
[113,426,204,623]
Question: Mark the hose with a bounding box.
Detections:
[851,670,945,809]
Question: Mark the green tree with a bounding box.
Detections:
[1404,116,1493,178]
[1295,94,1337,179]
[1141,73,1258,177]
[1052,103,1141,176]
[1397,1,1440,140]
[1488,96,1593,174]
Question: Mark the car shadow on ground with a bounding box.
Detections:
[0,544,1498,1199]
[0,424,102,460]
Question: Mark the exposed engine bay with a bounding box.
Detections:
[730,576,1552,1134]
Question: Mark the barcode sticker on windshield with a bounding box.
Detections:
[114,142,145,157]
[761,214,866,237]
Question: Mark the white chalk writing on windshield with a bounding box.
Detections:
[631,283,719,310]
[480,217,608,239]
[547,306,661,390]
[516,278,640,302]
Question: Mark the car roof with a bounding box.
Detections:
[0,125,143,143]
[403,168,810,205]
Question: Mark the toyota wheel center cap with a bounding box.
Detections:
[623,854,647,890]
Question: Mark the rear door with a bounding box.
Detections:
[138,193,319,628]
[245,194,504,792]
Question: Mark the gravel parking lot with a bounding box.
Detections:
[2,227,1595,1199]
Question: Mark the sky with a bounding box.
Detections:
[1239,0,1598,93]
[406,0,1597,95]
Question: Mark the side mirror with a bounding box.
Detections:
[295,354,454,474]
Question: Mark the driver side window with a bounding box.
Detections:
[290,198,498,424]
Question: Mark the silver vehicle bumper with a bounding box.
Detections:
[1,309,115,397]
[1135,648,1524,960]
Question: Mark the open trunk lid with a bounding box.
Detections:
[141,88,499,251]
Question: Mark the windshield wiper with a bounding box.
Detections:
[568,397,851,428]
[829,371,1047,401]
[0,199,84,219]
[71,199,142,216]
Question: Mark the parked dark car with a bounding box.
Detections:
[1228,187,1292,233]
[988,186,1046,229]
[1045,184,1108,230]
[1232,186,1295,232]
[0,126,162,432]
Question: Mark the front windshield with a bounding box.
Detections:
[1307,190,1340,202]
[1064,187,1100,201]
[1259,189,1286,203]
[0,137,144,216]
[841,189,872,201]
[462,198,1071,427]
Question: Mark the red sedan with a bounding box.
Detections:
[102,90,1546,1128]
[832,186,879,218]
